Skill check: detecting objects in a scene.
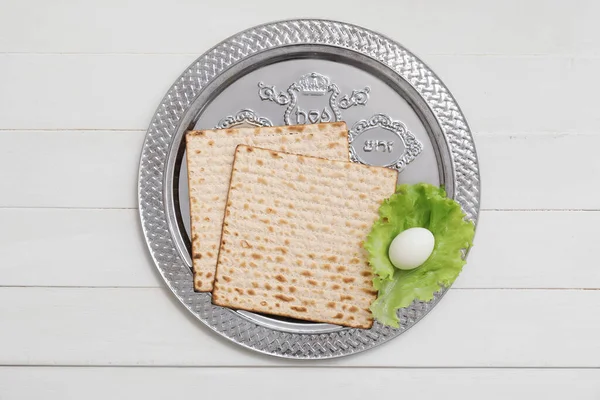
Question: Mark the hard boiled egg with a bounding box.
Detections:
[388,227,435,270]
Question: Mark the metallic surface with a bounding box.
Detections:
[138,19,480,358]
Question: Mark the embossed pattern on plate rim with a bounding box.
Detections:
[138,19,481,359]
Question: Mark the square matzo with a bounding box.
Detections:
[186,122,349,292]
[212,145,398,329]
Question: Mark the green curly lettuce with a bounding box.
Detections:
[364,183,475,328]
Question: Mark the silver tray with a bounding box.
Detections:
[138,19,480,359]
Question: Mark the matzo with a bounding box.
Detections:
[186,122,349,292]
[212,145,398,329]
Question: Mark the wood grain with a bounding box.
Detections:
[0,55,597,133]
[0,0,596,56]
[2,131,598,210]
[1,367,599,399]
[0,287,597,367]
[1,209,597,289]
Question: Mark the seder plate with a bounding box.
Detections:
[138,19,480,359]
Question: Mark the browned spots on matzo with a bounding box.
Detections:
[301,270,312,277]
[332,284,341,290]
[275,246,287,254]
[274,294,294,302]
[350,258,360,264]
[193,253,202,260]
[235,288,244,295]
[291,306,307,312]
[266,207,276,214]
[257,177,267,184]
[340,294,353,301]
[241,240,252,248]
[246,146,254,152]
[276,256,284,263]
[343,277,355,283]
[349,306,359,312]
[257,159,264,166]
[337,266,347,272]
[247,289,256,296]
[333,313,344,319]
[361,270,372,277]
[328,142,339,149]
[327,255,338,262]
[327,302,336,309]
[265,283,272,290]
[308,280,318,286]
[275,275,287,283]
[289,286,297,293]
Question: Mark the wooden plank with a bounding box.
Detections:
[1,131,598,210]
[0,55,597,133]
[0,54,195,131]
[0,209,157,287]
[0,287,597,367]
[1,367,599,399]
[1,209,598,289]
[476,133,600,210]
[0,131,145,209]
[0,0,595,57]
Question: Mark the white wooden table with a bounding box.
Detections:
[1,0,599,398]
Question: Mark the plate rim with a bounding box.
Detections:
[138,18,481,359]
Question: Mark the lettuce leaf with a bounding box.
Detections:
[366,183,475,328]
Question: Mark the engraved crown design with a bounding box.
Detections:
[297,72,330,94]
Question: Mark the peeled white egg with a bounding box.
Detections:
[388,227,435,270]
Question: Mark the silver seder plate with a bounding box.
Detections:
[138,19,480,359]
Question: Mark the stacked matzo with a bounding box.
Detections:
[212,145,398,329]
[186,122,349,292]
